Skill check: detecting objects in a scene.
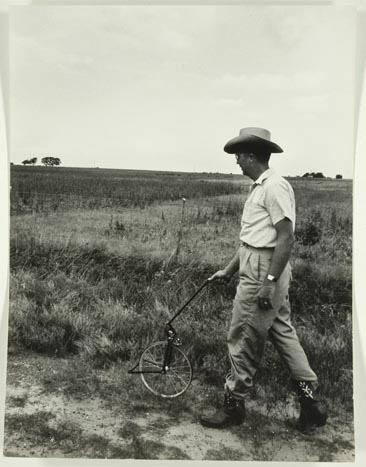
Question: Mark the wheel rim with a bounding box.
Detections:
[139,341,192,398]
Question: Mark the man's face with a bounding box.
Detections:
[235,152,252,175]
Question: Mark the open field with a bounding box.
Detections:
[4,166,353,460]
[10,165,246,213]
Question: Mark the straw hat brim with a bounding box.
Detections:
[224,134,283,154]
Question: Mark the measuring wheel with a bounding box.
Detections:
[139,341,193,398]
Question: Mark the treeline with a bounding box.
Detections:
[302,172,343,179]
[21,156,62,166]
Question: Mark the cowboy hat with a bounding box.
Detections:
[223,127,283,154]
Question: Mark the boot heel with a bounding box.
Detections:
[293,380,328,432]
[199,392,245,429]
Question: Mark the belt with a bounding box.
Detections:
[240,241,274,252]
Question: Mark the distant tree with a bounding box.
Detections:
[303,172,325,178]
[41,156,62,167]
[22,157,38,165]
[10,162,14,166]
[336,174,343,179]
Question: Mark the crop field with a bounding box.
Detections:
[4,165,353,461]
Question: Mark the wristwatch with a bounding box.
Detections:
[266,274,277,282]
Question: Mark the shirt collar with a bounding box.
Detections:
[253,168,274,186]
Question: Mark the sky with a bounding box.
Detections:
[9,4,356,178]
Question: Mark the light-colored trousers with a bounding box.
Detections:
[225,243,317,400]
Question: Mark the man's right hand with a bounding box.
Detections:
[207,270,231,283]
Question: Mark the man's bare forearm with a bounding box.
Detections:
[265,235,294,282]
[208,247,240,282]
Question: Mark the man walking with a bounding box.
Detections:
[200,127,327,432]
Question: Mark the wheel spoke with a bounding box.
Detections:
[167,372,180,394]
[169,364,190,370]
[142,358,162,368]
[170,370,191,378]
[146,349,161,364]
[169,368,189,387]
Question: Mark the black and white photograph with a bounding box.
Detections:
[1,1,365,462]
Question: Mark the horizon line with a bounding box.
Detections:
[9,163,353,179]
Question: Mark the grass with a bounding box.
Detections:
[204,447,244,460]
[4,409,188,459]
[7,394,28,408]
[6,167,353,457]
[10,165,248,214]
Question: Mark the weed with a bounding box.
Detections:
[145,417,173,436]
[5,411,55,433]
[118,421,143,439]
[204,446,244,460]
[41,357,101,398]
[130,437,165,459]
[3,411,82,449]
[8,393,28,408]
[296,220,321,246]
[4,410,124,458]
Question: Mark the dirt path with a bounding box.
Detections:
[3,352,354,461]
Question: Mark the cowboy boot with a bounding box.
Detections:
[199,391,245,428]
[294,380,328,432]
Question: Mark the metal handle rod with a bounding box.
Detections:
[166,280,210,326]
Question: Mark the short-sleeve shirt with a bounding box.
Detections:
[239,168,296,248]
